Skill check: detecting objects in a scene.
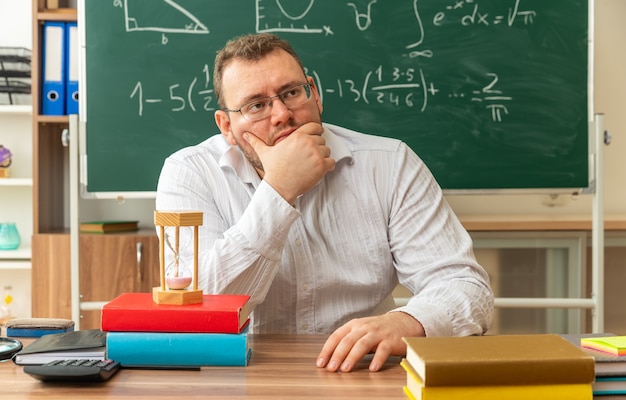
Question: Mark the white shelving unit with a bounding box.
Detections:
[0,105,31,114]
[0,104,33,319]
[0,248,31,261]
[0,178,32,186]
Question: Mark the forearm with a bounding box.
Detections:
[387,146,494,336]
[393,269,494,337]
[197,184,300,305]
[157,161,300,307]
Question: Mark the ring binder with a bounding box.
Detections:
[41,21,66,115]
[66,21,78,115]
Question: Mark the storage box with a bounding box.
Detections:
[0,47,31,105]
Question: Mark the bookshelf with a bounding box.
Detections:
[30,1,159,329]
[0,104,33,320]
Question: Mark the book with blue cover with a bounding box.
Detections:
[106,326,251,368]
[593,376,626,396]
[6,318,75,338]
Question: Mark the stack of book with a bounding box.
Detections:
[574,334,626,398]
[400,334,595,400]
[101,292,252,368]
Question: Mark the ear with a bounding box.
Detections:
[215,110,237,145]
[308,77,323,114]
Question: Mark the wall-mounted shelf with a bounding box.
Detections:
[0,178,33,186]
[35,114,68,123]
[0,105,32,114]
[37,9,77,22]
[0,248,31,261]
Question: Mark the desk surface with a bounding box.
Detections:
[3,334,406,399]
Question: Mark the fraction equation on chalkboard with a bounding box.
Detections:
[129,66,510,123]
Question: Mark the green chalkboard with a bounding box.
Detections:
[83,0,589,193]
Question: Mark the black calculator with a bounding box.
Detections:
[23,359,120,382]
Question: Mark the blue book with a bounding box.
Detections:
[106,327,250,368]
[5,318,75,338]
[593,376,626,395]
[7,327,74,338]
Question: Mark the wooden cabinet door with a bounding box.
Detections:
[31,233,72,320]
[31,232,160,329]
[79,233,160,329]
[79,233,159,298]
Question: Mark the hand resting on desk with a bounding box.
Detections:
[316,312,424,373]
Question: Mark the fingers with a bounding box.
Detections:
[243,123,334,203]
[316,326,352,371]
[322,332,386,373]
[316,313,424,373]
[369,344,393,372]
[242,132,264,152]
[298,121,324,137]
[303,134,335,172]
[316,323,380,373]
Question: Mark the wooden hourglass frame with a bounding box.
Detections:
[153,210,203,305]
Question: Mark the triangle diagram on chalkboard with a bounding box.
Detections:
[124,0,209,34]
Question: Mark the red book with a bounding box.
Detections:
[101,292,252,334]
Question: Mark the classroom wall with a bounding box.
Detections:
[0,1,32,49]
[592,0,626,217]
[2,1,624,222]
[447,0,626,219]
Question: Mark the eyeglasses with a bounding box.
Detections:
[223,83,313,122]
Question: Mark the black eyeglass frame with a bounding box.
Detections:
[222,83,313,121]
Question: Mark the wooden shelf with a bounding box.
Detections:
[461,215,626,232]
[37,8,77,22]
[35,114,69,124]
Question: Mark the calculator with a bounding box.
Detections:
[23,359,120,382]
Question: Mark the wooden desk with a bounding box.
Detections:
[3,335,406,399]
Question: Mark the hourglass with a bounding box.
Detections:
[153,210,203,305]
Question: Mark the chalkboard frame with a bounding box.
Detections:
[78,0,593,198]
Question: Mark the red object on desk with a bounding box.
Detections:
[101,292,251,334]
